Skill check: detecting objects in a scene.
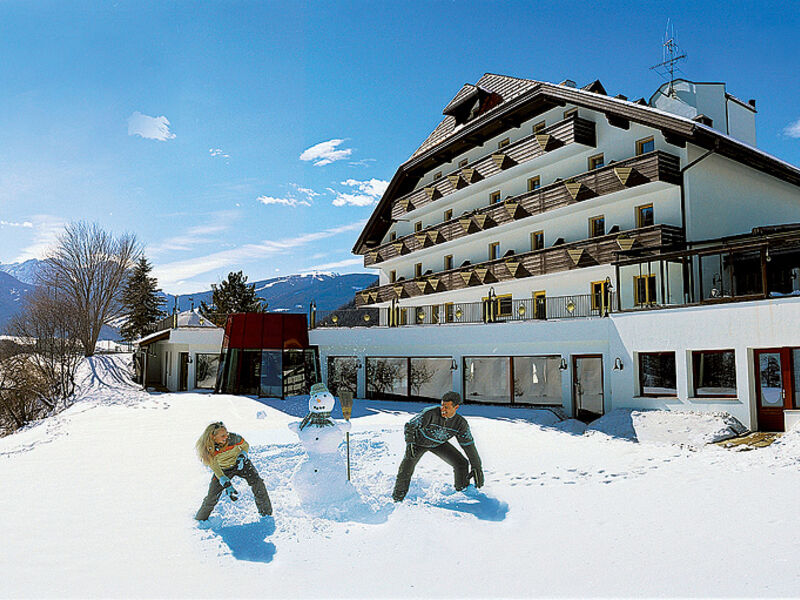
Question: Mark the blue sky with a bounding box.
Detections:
[1,0,798,294]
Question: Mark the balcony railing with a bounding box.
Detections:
[143,313,178,335]
[313,293,614,329]
[357,224,684,307]
[385,114,597,223]
[365,150,680,267]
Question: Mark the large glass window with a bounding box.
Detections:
[464,357,510,403]
[692,350,737,397]
[366,357,408,398]
[513,356,562,404]
[638,352,677,396]
[195,353,220,389]
[282,349,318,397]
[328,356,359,397]
[410,358,452,400]
[259,350,282,398]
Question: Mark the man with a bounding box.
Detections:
[392,391,484,502]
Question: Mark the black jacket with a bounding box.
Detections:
[404,406,481,467]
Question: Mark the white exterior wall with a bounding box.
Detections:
[150,328,223,392]
[727,98,757,145]
[684,147,800,241]
[311,297,800,429]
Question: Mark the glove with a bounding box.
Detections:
[235,451,248,470]
[472,467,484,488]
[218,475,239,501]
[406,443,416,458]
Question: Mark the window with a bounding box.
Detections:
[692,350,737,398]
[589,215,605,237]
[531,230,544,251]
[490,190,501,204]
[443,209,453,221]
[513,356,562,404]
[590,280,609,312]
[588,153,605,170]
[389,270,396,283]
[533,291,546,319]
[414,263,422,278]
[458,158,469,168]
[563,108,578,119]
[496,294,512,317]
[414,221,423,233]
[498,137,510,149]
[636,203,654,228]
[443,255,453,271]
[444,303,454,323]
[488,242,500,261]
[434,171,442,180]
[634,274,657,306]
[638,352,677,396]
[527,176,541,191]
[533,121,546,133]
[389,231,397,241]
[636,136,655,155]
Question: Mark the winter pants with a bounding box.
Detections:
[392,441,470,501]
[195,458,272,520]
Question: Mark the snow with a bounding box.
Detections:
[2,355,800,598]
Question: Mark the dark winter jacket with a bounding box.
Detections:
[404,406,481,467]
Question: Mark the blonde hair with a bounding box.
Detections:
[196,422,225,467]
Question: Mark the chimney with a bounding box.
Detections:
[615,94,628,101]
[559,79,576,88]
[748,99,757,108]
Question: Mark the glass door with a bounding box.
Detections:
[573,355,604,421]
[754,348,796,431]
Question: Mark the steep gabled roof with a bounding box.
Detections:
[353,75,800,255]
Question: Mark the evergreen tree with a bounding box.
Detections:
[199,270,265,326]
[120,256,166,341]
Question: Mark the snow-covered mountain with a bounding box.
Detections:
[161,272,377,313]
[0,258,42,285]
[0,271,36,331]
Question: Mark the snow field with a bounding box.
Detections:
[2,355,800,598]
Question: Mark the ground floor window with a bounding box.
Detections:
[366,357,408,399]
[692,350,737,397]
[327,356,359,397]
[216,347,319,398]
[195,353,220,389]
[638,352,677,396]
[513,356,562,404]
[365,356,453,401]
[410,358,452,400]
[464,357,510,403]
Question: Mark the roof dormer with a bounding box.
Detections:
[442,84,503,126]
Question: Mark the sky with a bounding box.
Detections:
[0,0,798,294]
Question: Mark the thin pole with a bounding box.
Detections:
[346,431,351,481]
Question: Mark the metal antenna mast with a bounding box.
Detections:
[650,20,687,96]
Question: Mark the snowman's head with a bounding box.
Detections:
[309,383,335,414]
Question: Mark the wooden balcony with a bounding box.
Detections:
[386,115,597,222]
[356,224,685,307]
[364,150,681,267]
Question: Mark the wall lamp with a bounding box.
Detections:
[559,358,568,371]
[613,357,624,371]
[450,358,458,371]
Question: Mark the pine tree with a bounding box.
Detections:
[120,256,166,341]
[199,270,266,326]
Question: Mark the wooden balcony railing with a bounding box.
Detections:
[365,150,681,267]
[386,115,597,223]
[356,224,684,307]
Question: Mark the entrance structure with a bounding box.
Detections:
[215,313,320,398]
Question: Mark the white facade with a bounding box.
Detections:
[320,74,800,430]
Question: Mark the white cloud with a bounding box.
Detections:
[257,184,318,208]
[149,220,234,256]
[153,219,367,290]
[300,257,363,272]
[209,148,230,159]
[299,139,352,166]
[0,220,33,228]
[14,215,66,261]
[784,118,800,138]
[128,111,176,141]
[258,196,311,208]
[332,178,389,207]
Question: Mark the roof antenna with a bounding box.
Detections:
[650,19,687,97]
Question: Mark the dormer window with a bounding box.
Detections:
[458,158,468,168]
[442,84,504,126]
[498,138,510,149]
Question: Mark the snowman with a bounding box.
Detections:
[288,383,360,514]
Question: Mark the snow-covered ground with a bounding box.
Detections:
[2,355,800,598]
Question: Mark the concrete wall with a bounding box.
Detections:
[311,297,800,429]
[150,328,223,392]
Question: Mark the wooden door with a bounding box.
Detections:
[754,348,795,432]
[573,355,604,422]
[179,352,189,392]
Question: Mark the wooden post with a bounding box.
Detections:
[340,391,354,481]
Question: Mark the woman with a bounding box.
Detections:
[195,421,272,521]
